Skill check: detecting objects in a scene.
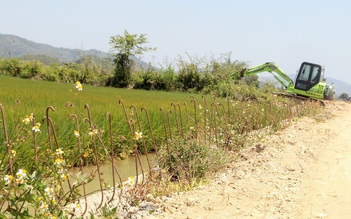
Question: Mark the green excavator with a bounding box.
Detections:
[238,62,336,101]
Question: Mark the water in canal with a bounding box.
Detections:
[68,154,156,195]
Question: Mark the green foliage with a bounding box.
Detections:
[0,52,261,100]
[0,149,89,218]
[161,65,177,91]
[228,81,270,101]
[20,60,44,79]
[175,59,202,92]
[258,80,281,93]
[198,56,247,96]
[111,53,132,88]
[133,65,178,91]
[0,56,113,86]
[100,204,117,218]
[0,58,22,77]
[109,30,156,88]
[133,68,157,90]
[158,137,228,182]
[243,75,259,88]
[109,30,155,57]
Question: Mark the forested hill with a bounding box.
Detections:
[0,33,110,63]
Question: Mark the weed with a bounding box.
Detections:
[158,136,229,182]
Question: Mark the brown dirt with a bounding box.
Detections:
[150,101,351,219]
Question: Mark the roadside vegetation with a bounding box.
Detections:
[0,75,322,218]
[0,31,324,218]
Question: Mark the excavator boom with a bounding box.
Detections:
[240,62,294,89]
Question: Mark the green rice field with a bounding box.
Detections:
[0,75,207,168]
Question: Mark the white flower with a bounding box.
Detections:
[126,176,135,186]
[16,169,27,178]
[74,130,80,137]
[55,148,64,155]
[22,113,34,124]
[71,202,80,211]
[55,158,64,167]
[89,129,98,136]
[22,117,30,124]
[135,131,142,140]
[32,123,41,132]
[39,202,49,211]
[16,169,27,184]
[60,174,67,181]
[45,187,54,196]
[4,175,13,185]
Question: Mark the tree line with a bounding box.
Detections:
[0,31,265,99]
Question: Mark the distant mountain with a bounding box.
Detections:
[0,33,110,62]
[327,77,351,96]
[0,33,148,68]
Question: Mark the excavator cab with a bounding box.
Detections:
[294,62,324,91]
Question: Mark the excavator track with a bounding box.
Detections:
[273,92,325,106]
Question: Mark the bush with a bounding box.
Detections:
[133,69,158,90]
[160,65,177,91]
[158,137,228,182]
[20,61,43,79]
[176,63,202,92]
[0,58,22,77]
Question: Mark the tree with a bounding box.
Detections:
[109,30,155,88]
[339,92,349,100]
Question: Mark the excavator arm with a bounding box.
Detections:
[240,62,294,89]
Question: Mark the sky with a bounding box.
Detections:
[1,0,351,84]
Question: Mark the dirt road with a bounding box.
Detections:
[152,101,351,219]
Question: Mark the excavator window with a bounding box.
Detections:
[311,67,320,83]
[298,65,310,81]
[295,62,321,91]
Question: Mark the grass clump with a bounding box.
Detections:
[158,136,230,183]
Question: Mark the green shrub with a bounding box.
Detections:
[133,69,158,90]
[158,137,228,182]
[0,58,22,77]
[20,61,43,79]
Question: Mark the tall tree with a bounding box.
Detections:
[109,30,155,88]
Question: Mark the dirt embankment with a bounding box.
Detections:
[149,101,351,219]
